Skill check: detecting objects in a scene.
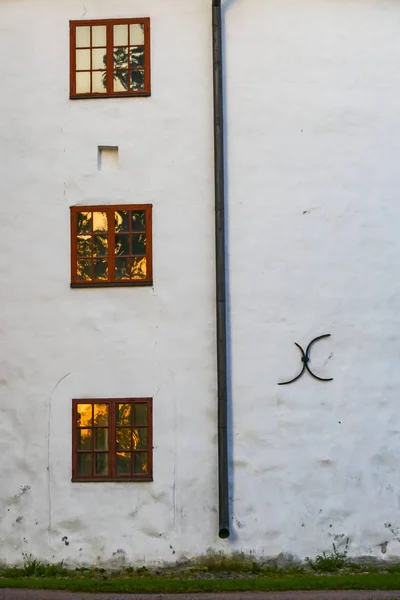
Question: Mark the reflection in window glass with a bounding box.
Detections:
[78,453,92,475]
[116,452,131,475]
[130,24,145,45]
[77,404,93,426]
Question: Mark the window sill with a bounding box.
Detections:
[71,281,153,288]
[70,92,151,100]
[72,477,153,483]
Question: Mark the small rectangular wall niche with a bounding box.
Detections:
[98,146,119,171]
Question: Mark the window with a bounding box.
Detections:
[70,18,151,98]
[70,205,152,287]
[72,399,153,481]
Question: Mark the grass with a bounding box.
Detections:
[1,573,400,593]
[2,549,400,593]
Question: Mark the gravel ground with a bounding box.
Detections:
[1,591,400,600]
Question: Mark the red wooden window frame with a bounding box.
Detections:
[70,204,153,287]
[70,18,151,99]
[72,398,153,482]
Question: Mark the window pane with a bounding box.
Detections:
[95,428,108,450]
[93,259,108,280]
[133,403,147,426]
[76,49,90,71]
[130,70,144,91]
[116,452,131,475]
[93,212,108,232]
[114,47,128,69]
[77,404,93,426]
[131,211,146,232]
[129,47,144,69]
[132,234,146,255]
[93,235,108,257]
[117,403,131,425]
[115,210,129,232]
[77,235,92,257]
[77,453,92,476]
[77,259,93,281]
[92,48,107,70]
[132,428,147,450]
[95,453,108,475]
[78,429,92,450]
[131,257,146,279]
[130,23,144,46]
[94,404,109,425]
[76,26,90,48]
[133,452,148,475]
[114,24,128,46]
[92,71,107,94]
[115,234,130,256]
[92,25,106,47]
[114,71,128,92]
[115,258,130,280]
[76,71,91,94]
[76,212,92,234]
[116,428,131,450]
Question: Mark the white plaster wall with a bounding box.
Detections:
[0,0,218,566]
[226,0,400,560]
[2,0,400,567]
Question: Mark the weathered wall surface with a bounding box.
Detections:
[1,0,400,566]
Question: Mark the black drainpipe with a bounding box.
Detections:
[212,0,230,540]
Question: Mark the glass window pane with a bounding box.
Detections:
[130,70,145,91]
[95,453,108,475]
[76,212,92,234]
[115,258,130,280]
[133,452,148,475]
[95,428,108,451]
[92,25,106,47]
[93,235,108,257]
[77,453,92,476]
[133,403,147,426]
[78,429,92,450]
[130,23,144,45]
[76,71,91,94]
[77,404,93,426]
[114,47,128,69]
[116,428,131,450]
[114,24,128,46]
[132,428,147,450]
[115,210,129,232]
[114,71,129,92]
[116,452,131,475]
[77,259,93,281]
[117,404,131,425]
[92,48,107,70]
[76,49,90,71]
[132,234,146,255]
[94,404,109,425]
[77,235,92,257]
[93,259,108,280]
[92,71,107,93]
[129,47,144,69]
[131,257,146,279]
[76,26,90,48]
[131,211,146,232]
[115,234,130,256]
[93,212,108,232]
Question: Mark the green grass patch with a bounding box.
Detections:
[1,573,400,593]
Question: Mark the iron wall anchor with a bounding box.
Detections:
[278,334,333,385]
